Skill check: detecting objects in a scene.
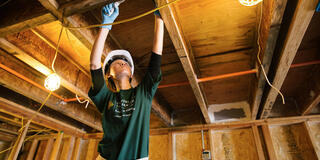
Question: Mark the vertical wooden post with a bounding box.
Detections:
[60,136,75,160]
[71,137,81,160]
[168,132,173,160]
[252,125,265,160]
[26,139,39,160]
[43,138,54,160]
[261,125,277,160]
[50,131,64,160]
[208,129,215,160]
[86,139,97,160]
[303,121,320,159]
[8,120,31,160]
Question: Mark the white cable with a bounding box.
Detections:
[76,94,90,109]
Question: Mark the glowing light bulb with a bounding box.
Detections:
[45,73,60,91]
[239,0,262,6]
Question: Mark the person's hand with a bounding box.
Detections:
[101,3,119,30]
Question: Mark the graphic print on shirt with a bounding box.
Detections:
[113,95,135,118]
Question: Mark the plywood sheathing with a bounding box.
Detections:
[149,135,169,160]
[211,128,258,160]
[269,123,318,159]
[175,131,209,160]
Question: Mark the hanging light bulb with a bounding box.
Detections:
[239,0,262,6]
[44,73,61,91]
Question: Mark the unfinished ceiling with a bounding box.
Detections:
[0,0,319,138]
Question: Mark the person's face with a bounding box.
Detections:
[109,59,132,79]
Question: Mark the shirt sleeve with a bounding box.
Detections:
[88,68,110,113]
[140,52,162,98]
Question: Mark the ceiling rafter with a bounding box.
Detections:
[251,0,288,119]
[260,0,318,119]
[0,49,102,131]
[156,0,211,123]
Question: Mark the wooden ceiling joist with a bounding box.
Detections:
[251,0,288,119]
[156,0,211,123]
[0,97,85,137]
[0,0,55,37]
[260,0,318,119]
[0,49,102,131]
[38,0,113,52]
[301,74,320,115]
[60,0,119,17]
[0,37,92,103]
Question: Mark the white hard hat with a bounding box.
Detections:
[102,50,134,76]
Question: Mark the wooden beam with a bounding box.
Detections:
[168,132,174,160]
[261,125,277,160]
[27,139,39,160]
[303,121,320,159]
[38,0,112,52]
[71,138,82,160]
[84,115,320,137]
[8,120,31,160]
[252,125,265,160]
[0,36,91,102]
[60,137,75,160]
[0,49,102,131]
[86,139,97,160]
[43,138,55,160]
[156,0,210,123]
[61,0,119,17]
[260,0,318,119]
[302,94,320,115]
[301,74,320,115]
[0,0,55,37]
[50,131,64,160]
[251,0,288,119]
[0,97,86,137]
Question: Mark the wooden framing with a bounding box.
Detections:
[86,139,97,159]
[0,36,91,102]
[43,138,55,159]
[251,0,288,119]
[71,137,82,160]
[261,125,277,160]
[260,0,319,119]
[0,0,55,37]
[50,131,64,159]
[252,125,265,160]
[8,120,31,160]
[156,0,211,123]
[60,0,118,17]
[0,49,102,131]
[0,97,86,137]
[60,137,75,159]
[26,139,39,160]
[303,121,320,159]
[301,74,320,115]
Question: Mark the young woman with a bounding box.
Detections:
[88,3,164,160]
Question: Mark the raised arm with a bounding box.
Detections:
[152,15,164,55]
[90,3,119,69]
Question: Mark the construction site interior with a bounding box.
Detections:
[0,0,320,159]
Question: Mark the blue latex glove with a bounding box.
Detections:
[101,3,119,30]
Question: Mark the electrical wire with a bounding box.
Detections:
[256,3,285,104]
[76,94,90,108]
[52,26,64,73]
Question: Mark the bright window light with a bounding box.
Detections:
[45,73,61,91]
[239,0,262,6]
